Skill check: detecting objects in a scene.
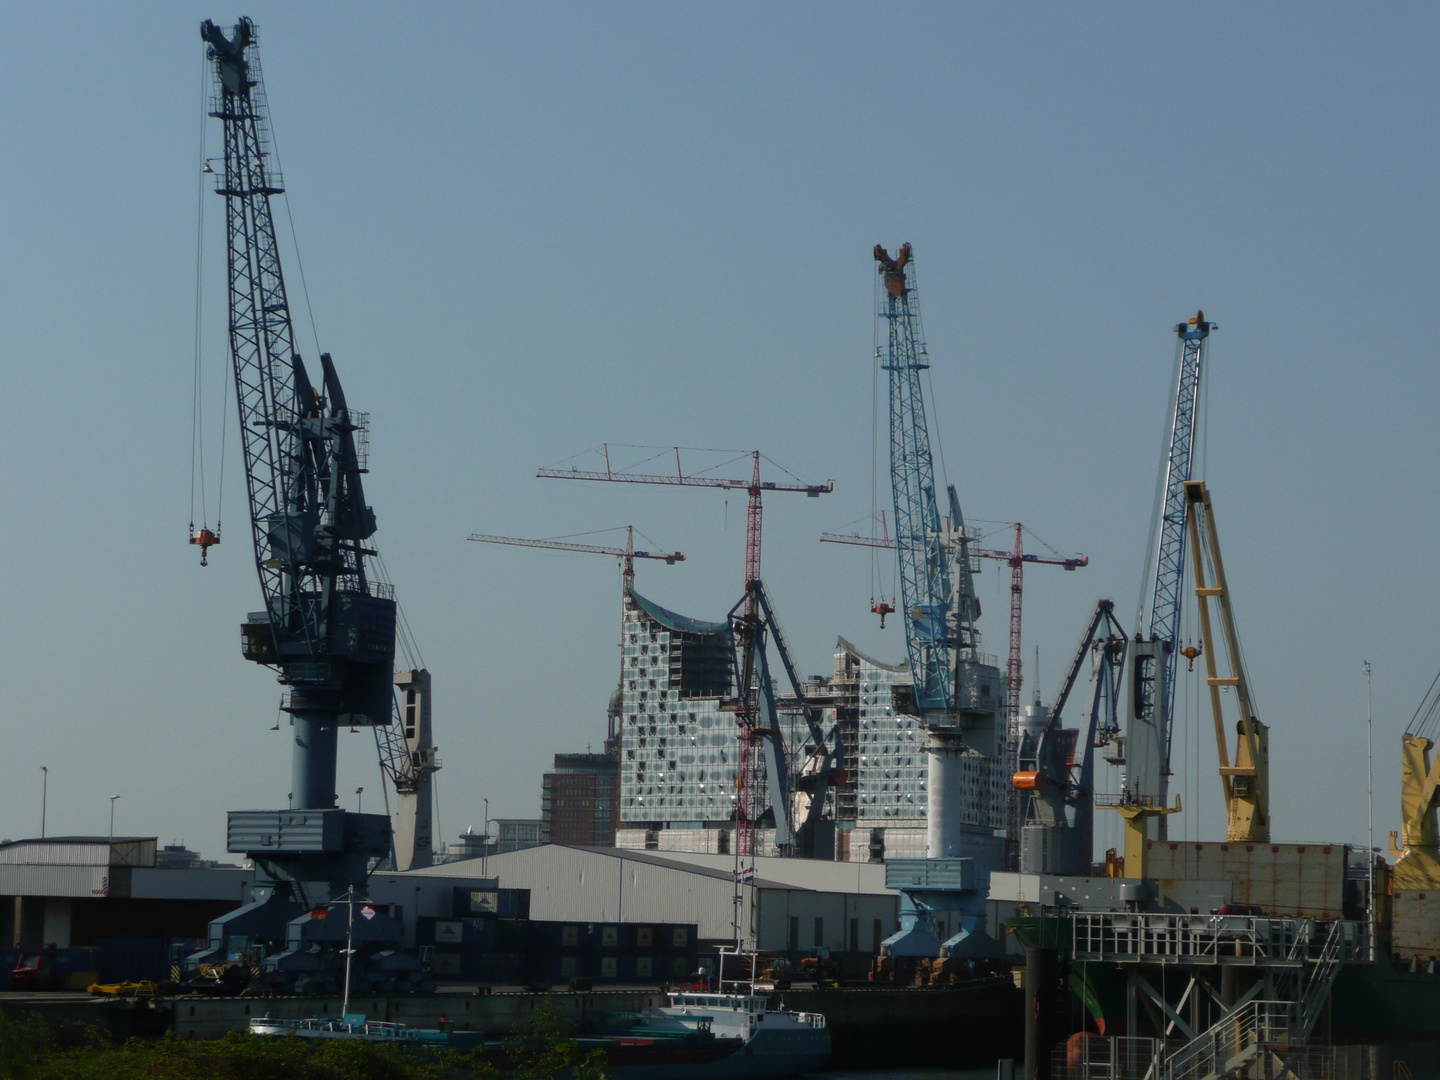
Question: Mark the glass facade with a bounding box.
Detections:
[619,588,744,827]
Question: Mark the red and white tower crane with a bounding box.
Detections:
[539,446,835,859]
[821,520,1086,864]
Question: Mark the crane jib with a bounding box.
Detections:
[205,19,396,754]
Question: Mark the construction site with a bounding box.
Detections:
[3,10,1440,1080]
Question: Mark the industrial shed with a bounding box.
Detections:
[0,837,256,949]
[406,845,899,955]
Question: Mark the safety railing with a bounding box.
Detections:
[1070,912,1367,969]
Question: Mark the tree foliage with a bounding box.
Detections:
[0,999,611,1080]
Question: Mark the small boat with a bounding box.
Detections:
[248,1013,480,1048]
[617,990,831,1078]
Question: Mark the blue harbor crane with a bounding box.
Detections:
[189,18,419,990]
[873,245,1003,869]
[1119,312,1215,823]
[875,245,960,715]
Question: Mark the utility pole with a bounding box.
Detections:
[1365,659,1375,960]
[40,767,47,839]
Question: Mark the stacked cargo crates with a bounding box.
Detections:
[418,893,697,987]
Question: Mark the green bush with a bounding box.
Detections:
[0,1000,610,1080]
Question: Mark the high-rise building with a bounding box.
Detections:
[542,753,619,846]
[616,585,745,847]
[610,585,1005,861]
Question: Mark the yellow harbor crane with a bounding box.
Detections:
[1185,480,1270,844]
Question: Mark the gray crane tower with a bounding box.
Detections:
[190,18,418,990]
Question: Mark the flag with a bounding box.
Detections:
[735,866,755,884]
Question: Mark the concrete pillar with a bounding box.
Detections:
[290,715,338,810]
[926,728,965,858]
[1024,945,1062,1080]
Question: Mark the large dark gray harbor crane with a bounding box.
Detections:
[192,17,418,989]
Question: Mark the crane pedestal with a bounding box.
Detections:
[188,809,393,986]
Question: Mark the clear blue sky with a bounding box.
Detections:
[1,3,1436,861]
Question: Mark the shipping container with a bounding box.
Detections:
[450,886,530,919]
[529,921,586,952]
[1393,889,1440,960]
[1146,841,1348,919]
[526,951,589,984]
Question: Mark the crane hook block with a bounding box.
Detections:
[190,527,220,567]
[870,599,895,629]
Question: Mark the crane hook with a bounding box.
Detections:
[1179,642,1202,671]
[870,598,895,629]
[190,525,220,567]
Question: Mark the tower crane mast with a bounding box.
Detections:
[874,245,959,715]
[874,244,1008,867]
[192,18,420,973]
[204,16,397,811]
[1126,313,1215,823]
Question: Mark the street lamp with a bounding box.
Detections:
[1365,659,1375,960]
[109,795,120,840]
[40,767,47,839]
[356,786,364,814]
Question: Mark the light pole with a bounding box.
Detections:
[483,798,490,878]
[356,786,364,814]
[40,767,47,839]
[1365,659,1375,959]
[109,795,120,840]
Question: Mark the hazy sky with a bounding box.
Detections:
[2,3,1437,862]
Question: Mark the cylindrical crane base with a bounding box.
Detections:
[291,716,338,810]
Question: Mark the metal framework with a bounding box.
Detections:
[822,516,1085,864]
[538,445,832,856]
[874,245,953,714]
[1142,312,1215,771]
[204,19,395,810]
[1184,480,1270,842]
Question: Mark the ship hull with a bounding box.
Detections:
[782,977,1024,1068]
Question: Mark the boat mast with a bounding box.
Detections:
[342,883,355,1020]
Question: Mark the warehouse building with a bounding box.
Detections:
[406,844,899,957]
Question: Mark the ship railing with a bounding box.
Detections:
[1069,912,1367,968]
[791,1011,827,1028]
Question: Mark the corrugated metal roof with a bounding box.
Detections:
[0,838,156,868]
[0,864,112,897]
[394,844,897,946]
